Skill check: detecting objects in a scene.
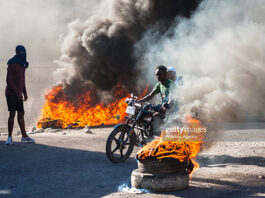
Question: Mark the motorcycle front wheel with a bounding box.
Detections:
[106,125,135,163]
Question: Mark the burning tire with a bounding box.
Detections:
[106,124,135,163]
[131,169,189,192]
[137,158,189,174]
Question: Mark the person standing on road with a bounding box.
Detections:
[5,45,35,145]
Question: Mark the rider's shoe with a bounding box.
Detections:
[141,140,146,145]
[138,141,146,148]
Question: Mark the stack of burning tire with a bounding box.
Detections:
[132,117,205,192]
[131,157,193,192]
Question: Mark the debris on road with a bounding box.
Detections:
[84,126,92,134]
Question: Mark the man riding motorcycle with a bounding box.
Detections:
[138,65,174,135]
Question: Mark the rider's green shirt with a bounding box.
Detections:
[152,79,174,103]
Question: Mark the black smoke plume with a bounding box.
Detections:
[57,0,201,104]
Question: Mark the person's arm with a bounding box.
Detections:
[22,69,28,101]
[138,83,160,103]
[138,91,157,103]
[23,86,28,101]
[6,64,20,96]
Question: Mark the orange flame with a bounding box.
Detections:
[37,85,129,128]
[137,115,206,177]
[37,85,149,129]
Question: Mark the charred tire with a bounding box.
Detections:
[131,169,189,192]
[137,158,189,174]
[106,125,135,163]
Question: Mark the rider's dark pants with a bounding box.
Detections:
[151,115,164,135]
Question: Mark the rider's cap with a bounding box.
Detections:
[167,67,176,73]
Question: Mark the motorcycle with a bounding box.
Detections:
[106,94,160,163]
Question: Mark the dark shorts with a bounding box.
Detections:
[6,95,24,113]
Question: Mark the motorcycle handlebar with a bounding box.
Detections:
[125,97,142,107]
[125,96,152,109]
[134,103,141,108]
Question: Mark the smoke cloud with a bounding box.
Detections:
[138,0,265,123]
[0,0,106,127]
[55,0,201,103]
[3,0,263,129]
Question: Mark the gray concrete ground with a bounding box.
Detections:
[0,123,265,198]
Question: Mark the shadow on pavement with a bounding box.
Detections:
[0,141,137,198]
[1,141,265,198]
[197,154,265,168]
[161,177,265,198]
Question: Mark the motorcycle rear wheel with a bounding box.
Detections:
[106,125,135,163]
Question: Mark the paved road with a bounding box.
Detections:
[0,124,265,198]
